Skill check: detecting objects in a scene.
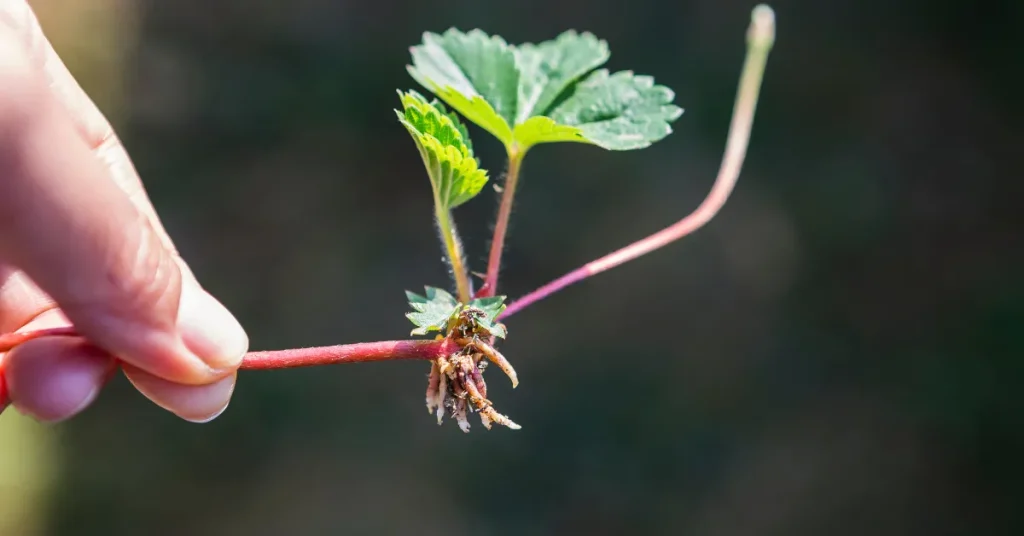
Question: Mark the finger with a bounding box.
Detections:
[0,30,247,386]
[3,338,115,422]
[0,289,239,422]
[122,364,236,423]
[4,1,244,360]
[0,3,247,423]
[4,0,241,361]
[0,0,110,143]
[1,0,177,250]
[0,264,54,332]
[2,310,115,422]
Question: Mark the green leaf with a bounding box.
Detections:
[513,30,610,124]
[420,85,513,146]
[406,286,461,336]
[405,288,509,339]
[546,70,684,150]
[511,116,587,147]
[433,99,475,157]
[407,29,681,152]
[408,29,517,146]
[467,296,508,339]
[396,90,489,209]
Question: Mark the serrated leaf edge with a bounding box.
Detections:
[407,29,682,152]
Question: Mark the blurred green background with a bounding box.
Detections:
[2,0,1021,534]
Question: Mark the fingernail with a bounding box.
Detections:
[184,398,230,424]
[177,281,248,371]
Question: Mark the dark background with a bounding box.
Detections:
[1,0,1021,534]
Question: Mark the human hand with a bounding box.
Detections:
[0,0,248,422]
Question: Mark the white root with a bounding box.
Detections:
[435,371,448,425]
[463,374,520,430]
[455,398,470,433]
[421,314,521,431]
[462,338,518,388]
[425,361,440,415]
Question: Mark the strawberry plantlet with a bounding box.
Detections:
[0,6,777,431]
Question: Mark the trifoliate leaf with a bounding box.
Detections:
[546,70,684,150]
[467,295,508,339]
[406,286,461,336]
[407,29,681,152]
[396,90,489,209]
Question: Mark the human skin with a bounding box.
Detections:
[0,0,249,423]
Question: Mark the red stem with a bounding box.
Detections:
[498,158,738,319]
[500,9,775,320]
[482,147,523,297]
[0,327,456,369]
[240,338,458,369]
[0,328,457,411]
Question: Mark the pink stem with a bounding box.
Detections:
[0,327,457,370]
[483,147,523,297]
[1,329,455,413]
[500,7,775,320]
[499,160,738,319]
[240,339,458,369]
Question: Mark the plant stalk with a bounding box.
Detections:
[0,327,459,370]
[241,338,459,369]
[0,328,459,412]
[482,144,524,297]
[500,5,776,320]
[435,206,473,303]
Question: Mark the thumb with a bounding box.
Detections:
[0,34,247,385]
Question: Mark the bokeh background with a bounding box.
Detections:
[2,0,1021,534]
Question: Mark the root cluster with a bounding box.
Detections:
[424,309,519,431]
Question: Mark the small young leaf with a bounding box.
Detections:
[406,286,461,335]
[468,295,508,339]
[468,296,507,319]
[405,288,508,339]
[433,99,475,157]
[396,91,489,209]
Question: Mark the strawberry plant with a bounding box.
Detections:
[0,6,776,431]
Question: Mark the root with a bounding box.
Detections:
[425,317,520,431]
[458,337,517,388]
